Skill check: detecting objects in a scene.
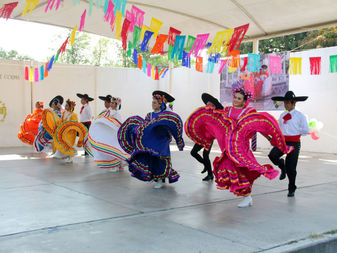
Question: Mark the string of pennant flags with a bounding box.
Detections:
[0,1,337,83]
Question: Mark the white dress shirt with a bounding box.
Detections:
[102,108,122,122]
[79,103,92,123]
[110,109,122,123]
[278,109,310,136]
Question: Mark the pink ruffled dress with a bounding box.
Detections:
[185,105,292,196]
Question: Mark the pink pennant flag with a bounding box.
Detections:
[79,9,87,31]
[269,56,282,74]
[310,57,321,75]
[45,0,62,12]
[218,59,228,74]
[147,63,151,77]
[34,68,39,82]
[104,0,115,25]
[0,2,18,20]
[24,66,29,81]
[126,5,145,33]
[188,33,210,57]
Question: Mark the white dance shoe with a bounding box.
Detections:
[238,195,253,208]
[64,156,73,163]
[153,181,163,189]
[109,167,119,172]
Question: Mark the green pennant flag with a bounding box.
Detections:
[133,26,141,49]
[185,35,196,53]
[330,55,337,73]
[168,45,173,61]
[127,41,132,57]
[54,53,59,63]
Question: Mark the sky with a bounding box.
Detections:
[0,19,68,61]
[0,18,120,63]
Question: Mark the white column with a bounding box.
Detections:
[252,39,259,54]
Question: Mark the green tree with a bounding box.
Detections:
[56,32,91,65]
[239,41,253,54]
[91,38,111,66]
[0,48,33,61]
[112,40,136,68]
[258,32,308,54]
[298,26,337,50]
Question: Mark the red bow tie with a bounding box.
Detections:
[80,106,85,114]
[283,113,292,124]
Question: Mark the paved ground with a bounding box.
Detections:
[0,145,336,253]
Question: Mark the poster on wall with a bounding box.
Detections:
[220,52,289,110]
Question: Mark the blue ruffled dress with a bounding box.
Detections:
[117,110,184,183]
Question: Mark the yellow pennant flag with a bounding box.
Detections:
[150,17,163,39]
[22,0,40,16]
[29,68,34,82]
[221,29,234,55]
[140,25,152,42]
[289,57,302,75]
[112,11,123,40]
[70,25,78,46]
[151,65,155,79]
[209,29,232,55]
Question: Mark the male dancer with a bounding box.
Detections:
[268,91,309,197]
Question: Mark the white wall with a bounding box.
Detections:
[1,45,337,153]
[0,60,29,147]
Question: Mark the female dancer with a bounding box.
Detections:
[52,99,80,163]
[190,93,223,181]
[33,96,63,153]
[85,96,129,171]
[18,101,44,145]
[185,88,292,207]
[77,93,94,156]
[118,90,184,189]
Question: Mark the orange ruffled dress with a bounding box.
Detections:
[18,108,43,145]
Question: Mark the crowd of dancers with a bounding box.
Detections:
[17,88,309,208]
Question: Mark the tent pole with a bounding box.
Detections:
[252,39,259,54]
[169,61,173,94]
[30,61,33,114]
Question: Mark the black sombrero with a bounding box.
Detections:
[49,95,64,107]
[76,93,94,101]
[201,93,224,110]
[152,90,175,103]
[98,95,112,102]
[271,91,308,102]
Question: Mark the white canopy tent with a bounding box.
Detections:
[11,0,337,42]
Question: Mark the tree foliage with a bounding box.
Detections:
[298,26,337,50]
[57,32,91,65]
[0,48,33,61]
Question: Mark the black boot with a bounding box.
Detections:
[202,174,214,181]
[279,158,286,180]
[201,167,207,174]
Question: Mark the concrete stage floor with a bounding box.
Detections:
[0,145,336,253]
